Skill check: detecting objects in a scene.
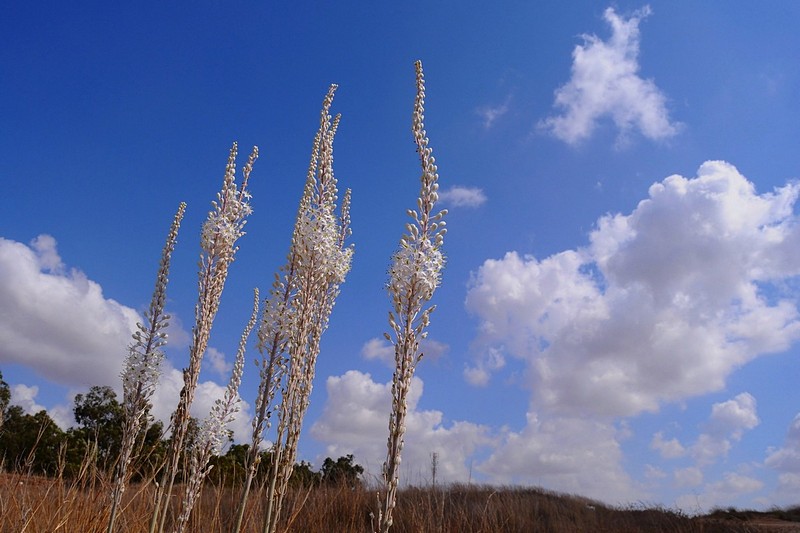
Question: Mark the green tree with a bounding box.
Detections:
[73,385,124,470]
[320,454,364,489]
[0,405,65,474]
[290,460,321,488]
[207,443,249,486]
[0,370,9,433]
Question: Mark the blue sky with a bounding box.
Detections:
[3,0,800,512]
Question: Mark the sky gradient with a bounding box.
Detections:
[3,1,800,512]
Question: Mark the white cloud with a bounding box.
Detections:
[361,337,394,363]
[205,347,232,378]
[0,236,140,387]
[361,337,449,367]
[0,236,250,444]
[466,162,800,419]
[477,413,641,503]
[464,347,506,387]
[651,431,686,459]
[476,98,510,129]
[438,186,487,208]
[150,366,252,444]
[644,464,666,480]
[676,472,764,512]
[11,384,45,415]
[310,370,492,485]
[765,413,800,504]
[674,466,703,488]
[687,393,760,466]
[539,6,680,146]
[706,392,759,440]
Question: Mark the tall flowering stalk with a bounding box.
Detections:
[376,60,446,533]
[150,143,257,533]
[173,289,259,533]
[107,202,186,533]
[258,85,353,533]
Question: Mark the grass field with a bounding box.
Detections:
[2,470,798,532]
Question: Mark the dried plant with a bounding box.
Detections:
[253,85,353,533]
[173,289,259,533]
[150,142,257,533]
[107,202,186,533]
[376,60,447,533]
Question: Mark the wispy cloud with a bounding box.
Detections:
[476,96,511,129]
[438,186,487,208]
[539,6,680,146]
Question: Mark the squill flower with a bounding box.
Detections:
[173,290,259,533]
[107,202,185,533]
[377,60,446,533]
[150,143,257,533]
[254,85,354,533]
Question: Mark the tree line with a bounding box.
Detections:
[0,371,363,489]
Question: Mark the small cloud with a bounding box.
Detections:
[361,337,394,364]
[539,6,680,146]
[476,97,511,129]
[439,186,487,208]
[362,337,449,366]
[651,431,686,459]
[205,347,232,378]
[11,384,45,414]
[706,392,759,440]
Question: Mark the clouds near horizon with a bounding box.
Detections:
[0,235,139,386]
[0,235,253,440]
[310,370,492,484]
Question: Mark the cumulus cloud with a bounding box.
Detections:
[651,432,686,459]
[361,338,395,363]
[205,347,232,378]
[310,370,491,485]
[652,393,759,473]
[765,413,800,504]
[438,186,487,208]
[676,472,764,512]
[10,383,73,429]
[686,393,760,466]
[0,236,140,387]
[706,393,759,440]
[11,384,46,415]
[477,413,641,502]
[0,235,250,444]
[539,6,680,145]
[150,366,252,444]
[466,162,800,419]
